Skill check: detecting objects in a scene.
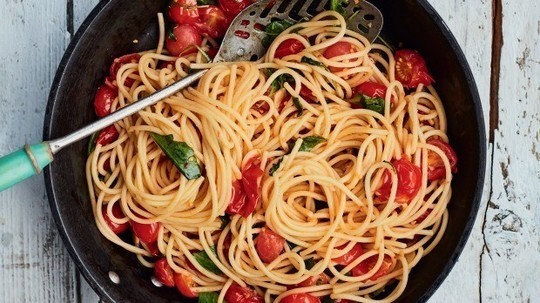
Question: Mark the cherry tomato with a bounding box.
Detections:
[323,41,355,72]
[218,0,253,17]
[94,84,117,117]
[154,258,175,287]
[426,138,458,181]
[281,293,320,303]
[355,81,386,99]
[194,6,230,39]
[96,125,119,146]
[376,158,422,204]
[174,273,198,298]
[394,49,434,89]
[131,221,160,244]
[256,227,285,263]
[108,53,141,87]
[274,39,305,59]
[226,155,263,217]
[168,0,199,25]
[101,203,129,234]
[332,243,363,266]
[296,273,330,287]
[415,209,432,224]
[351,254,393,281]
[146,241,161,256]
[225,283,263,303]
[166,24,203,56]
[299,85,315,102]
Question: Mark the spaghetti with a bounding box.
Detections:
[87,10,457,303]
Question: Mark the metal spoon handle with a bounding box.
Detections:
[49,69,207,154]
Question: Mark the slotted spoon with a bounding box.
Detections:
[0,0,383,191]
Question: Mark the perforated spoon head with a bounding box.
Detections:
[215,0,383,62]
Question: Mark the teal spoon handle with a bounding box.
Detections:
[0,143,53,192]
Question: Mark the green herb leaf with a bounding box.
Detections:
[347,93,363,107]
[299,136,326,152]
[219,215,230,229]
[266,70,293,96]
[198,292,220,303]
[330,0,347,17]
[363,96,385,114]
[87,132,98,155]
[305,258,316,270]
[150,133,202,180]
[301,56,328,70]
[269,157,284,176]
[193,247,222,274]
[168,30,177,41]
[262,19,294,47]
[196,0,216,5]
[292,97,304,117]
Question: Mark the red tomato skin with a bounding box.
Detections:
[108,53,141,87]
[426,138,458,181]
[394,49,434,89]
[168,0,199,25]
[376,158,422,204]
[281,293,321,303]
[218,0,253,17]
[226,180,246,215]
[332,243,363,266]
[174,273,198,298]
[194,6,230,39]
[355,82,386,99]
[131,221,160,244]
[256,227,285,263]
[166,24,203,56]
[296,273,330,288]
[274,39,305,59]
[225,283,263,303]
[94,84,117,117]
[96,125,119,146]
[299,85,315,102]
[239,156,263,217]
[154,258,175,287]
[415,209,432,224]
[102,203,129,234]
[351,255,393,281]
[323,41,355,72]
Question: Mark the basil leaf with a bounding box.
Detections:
[363,96,385,114]
[305,258,316,270]
[87,132,98,155]
[150,133,202,180]
[198,292,220,303]
[347,93,363,107]
[219,215,230,229]
[301,56,328,70]
[299,136,326,152]
[196,0,216,5]
[193,246,223,274]
[266,70,293,96]
[269,157,284,176]
[262,19,294,47]
[330,0,347,17]
[293,97,304,117]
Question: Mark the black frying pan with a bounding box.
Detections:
[43,0,486,302]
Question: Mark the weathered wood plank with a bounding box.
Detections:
[482,1,540,301]
[427,1,492,302]
[0,1,78,302]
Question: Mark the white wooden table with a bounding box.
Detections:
[0,0,538,302]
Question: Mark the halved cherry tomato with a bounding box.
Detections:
[226,155,263,217]
[376,158,422,204]
[166,24,203,56]
[194,6,230,39]
[426,138,458,181]
[274,39,305,59]
[96,125,119,146]
[225,283,263,303]
[323,41,355,72]
[107,53,141,88]
[94,84,117,117]
[394,49,434,89]
[296,273,330,287]
[281,293,320,303]
[131,221,160,244]
[174,273,198,298]
[154,258,175,287]
[146,241,161,256]
[332,243,363,266]
[355,81,386,99]
[168,0,199,25]
[218,0,253,17]
[351,254,393,281]
[256,227,285,263]
[102,203,129,234]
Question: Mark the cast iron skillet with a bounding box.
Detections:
[43,0,486,302]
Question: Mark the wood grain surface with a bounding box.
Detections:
[0,0,537,302]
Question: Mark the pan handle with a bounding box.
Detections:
[0,143,53,192]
